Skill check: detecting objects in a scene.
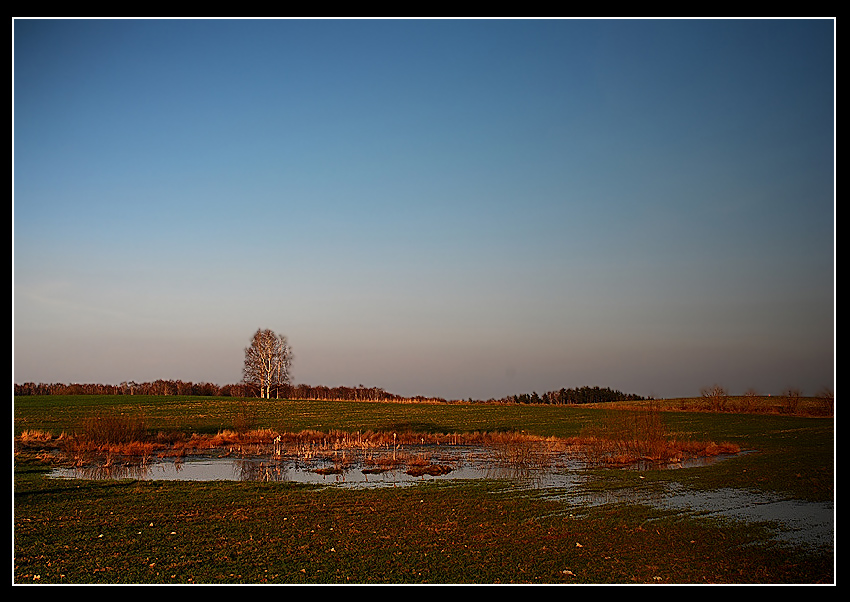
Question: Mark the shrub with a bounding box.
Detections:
[579,402,672,465]
[78,412,147,445]
[577,402,739,467]
[701,385,729,411]
[782,388,802,414]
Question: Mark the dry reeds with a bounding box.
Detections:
[30,407,743,474]
[489,433,557,471]
[577,402,740,467]
[18,429,55,444]
[16,429,65,449]
[78,412,147,446]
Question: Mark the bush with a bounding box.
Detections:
[782,388,802,414]
[701,385,729,411]
[78,412,147,445]
[580,402,672,464]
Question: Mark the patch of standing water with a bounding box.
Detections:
[654,483,833,550]
[46,445,743,489]
[48,445,586,488]
[48,446,832,551]
[546,478,833,551]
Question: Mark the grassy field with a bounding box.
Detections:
[13,395,835,584]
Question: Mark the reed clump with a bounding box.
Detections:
[577,402,740,467]
[488,433,560,471]
[18,429,56,445]
[78,412,147,446]
[16,429,70,450]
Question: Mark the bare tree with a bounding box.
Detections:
[742,387,759,412]
[242,328,293,399]
[782,387,802,414]
[700,384,728,412]
[816,386,834,415]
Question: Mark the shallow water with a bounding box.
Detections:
[547,482,834,550]
[655,483,833,550]
[48,447,833,551]
[49,445,582,488]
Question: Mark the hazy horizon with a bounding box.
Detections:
[13,18,835,400]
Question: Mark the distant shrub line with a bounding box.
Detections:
[13,381,643,405]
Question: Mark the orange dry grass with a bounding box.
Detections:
[18,429,55,443]
[25,405,743,471]
[577,403,741,466]
[105,441,155,457]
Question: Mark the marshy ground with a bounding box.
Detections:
[20,423,742,484]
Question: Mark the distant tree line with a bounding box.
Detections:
[12,380,447,403]
[500,386,645,405]
[14,380,244,397]
[14,381,642,405]
[285,383,447,404]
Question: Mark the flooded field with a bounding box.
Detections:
[49,444,584,487]
[48,439,735,487]
[547,480,833,551]
[48,444,834,552]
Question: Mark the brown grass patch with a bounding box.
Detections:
[576,402,741,467]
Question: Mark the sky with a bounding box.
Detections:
[13,18,835,400]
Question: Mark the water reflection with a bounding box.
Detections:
[48,444,745,487]
[548,482,834,551]
[49,445,589,488]
[653,483,834,550]
[46,447,832,550]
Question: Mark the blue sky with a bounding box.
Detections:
[13,18,834,399]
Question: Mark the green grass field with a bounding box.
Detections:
[13,395,834,584]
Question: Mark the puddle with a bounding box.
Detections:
[47,442,734,485]
[651,484,834,550]
[48,445,587,489]
[552,482,834,550]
